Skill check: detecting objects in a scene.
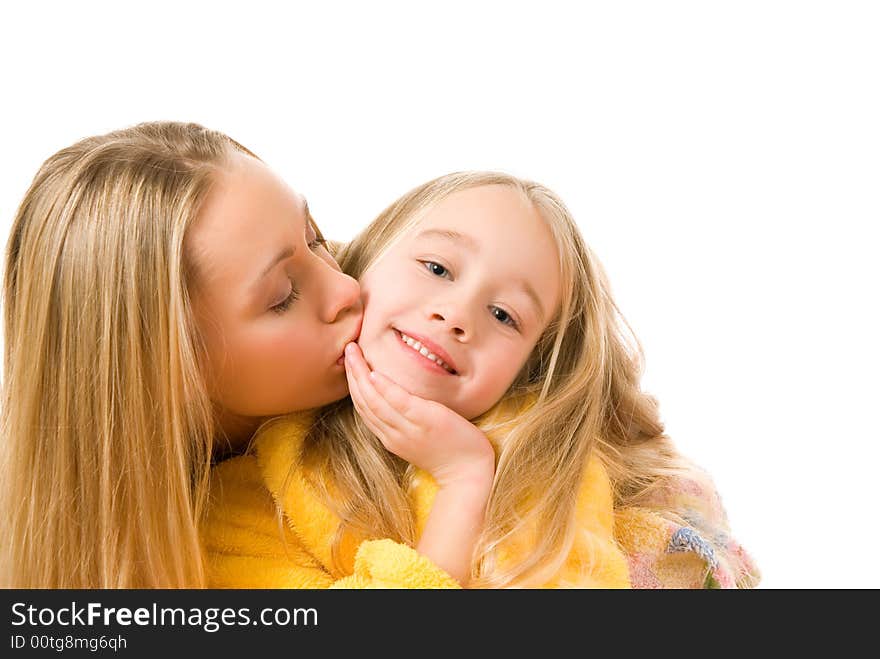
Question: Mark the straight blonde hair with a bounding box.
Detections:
[1,121,253,587]
[295,171,700,587]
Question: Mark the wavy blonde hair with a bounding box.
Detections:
[298,171,697,587]
[1,121,254,587]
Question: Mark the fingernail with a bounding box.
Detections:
[345,343,356,356]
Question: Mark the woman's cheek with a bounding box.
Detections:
[275,323,318,358]
[230,326,300,390]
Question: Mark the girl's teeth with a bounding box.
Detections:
[398,331,454,373]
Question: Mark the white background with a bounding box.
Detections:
[2,1,877,588]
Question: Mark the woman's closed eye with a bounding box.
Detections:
[270,235,326,314]
[271,278,300,314]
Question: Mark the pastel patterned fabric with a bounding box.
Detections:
[614,466,760,589]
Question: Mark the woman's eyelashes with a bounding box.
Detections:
[419,260,520,330]
[271,278,300,314]
[269,234,326,314]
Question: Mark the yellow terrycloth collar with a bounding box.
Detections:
[251,411,358,576]
[251,410,446,576]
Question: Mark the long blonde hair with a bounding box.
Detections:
[298,171,694,587]
[1,121,253,587]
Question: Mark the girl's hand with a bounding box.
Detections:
[343,342,495,489]
[344,341,493,585]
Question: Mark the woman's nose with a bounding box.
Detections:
[322,266,361,324]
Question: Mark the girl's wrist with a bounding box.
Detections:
[433,457,495,494]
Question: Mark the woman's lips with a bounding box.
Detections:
[336,315,364,366]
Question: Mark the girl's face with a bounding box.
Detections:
[187,153,363,431]
[357,185,561,420]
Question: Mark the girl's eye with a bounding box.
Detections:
[308,236,327,250]
[423,261,449,278]
[271,280,300,314]
[491,306,519,329]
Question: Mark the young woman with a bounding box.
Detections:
[0,121,362,587]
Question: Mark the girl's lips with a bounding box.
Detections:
[393,328,459,371]
[392,329,457,376]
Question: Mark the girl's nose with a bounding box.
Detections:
[429,306,470,341]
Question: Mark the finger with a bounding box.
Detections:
[342,342,420,422]
[346,359,394,439]
[368,370,421,424]
[345,357,413,455]
[344,342,378,387]
[344,348,382,423]
[344,342,424,433]
[344,344,407,432]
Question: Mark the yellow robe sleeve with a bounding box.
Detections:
[201,455,460,589]
[330,540,460,589]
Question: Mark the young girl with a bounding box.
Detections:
[0,121,363,587]
[203,172,760,588]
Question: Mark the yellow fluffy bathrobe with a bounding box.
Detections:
[201,412,632,589]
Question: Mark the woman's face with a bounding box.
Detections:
[187,152,362,432]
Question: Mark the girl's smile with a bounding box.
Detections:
[393,328,458,375]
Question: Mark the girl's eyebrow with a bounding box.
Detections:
[416,228,546,323]
[416,229,479,252]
